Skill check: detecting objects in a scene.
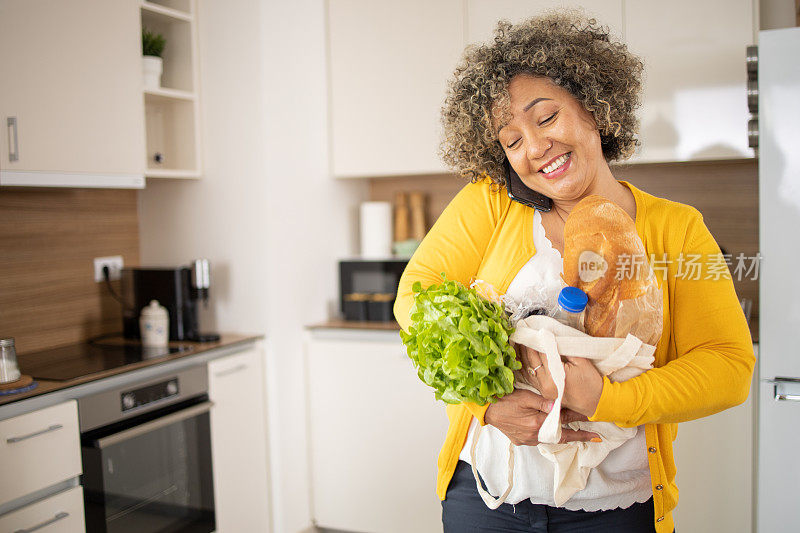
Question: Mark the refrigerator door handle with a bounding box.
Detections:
[776,393,800,402]
[764,377,800,401]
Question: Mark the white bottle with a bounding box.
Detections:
[140,300,169,348]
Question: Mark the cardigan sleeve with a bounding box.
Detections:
[589,209,756,427]
[394,180,501,425]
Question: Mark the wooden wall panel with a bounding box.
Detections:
[0,187,140,354]
[369,159,759,329]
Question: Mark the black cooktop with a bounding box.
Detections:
[18,342,193,381]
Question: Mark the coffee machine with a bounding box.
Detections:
[121,259,221,342]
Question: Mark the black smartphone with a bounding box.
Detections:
[504,159,552,211]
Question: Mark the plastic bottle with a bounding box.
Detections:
[553,287,588,332]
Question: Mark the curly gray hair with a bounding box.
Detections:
[440,10,644,186]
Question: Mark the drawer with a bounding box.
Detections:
[0,485,85,533]
[0,401,81,506]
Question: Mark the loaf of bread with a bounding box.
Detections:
[562,195,662,344]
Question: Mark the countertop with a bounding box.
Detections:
[0,333,263,409]
[306,319,401,331]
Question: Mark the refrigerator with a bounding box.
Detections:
[756,27,800,533]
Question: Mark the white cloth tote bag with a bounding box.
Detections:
[469,314,656,508]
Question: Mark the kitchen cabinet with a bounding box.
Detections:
[140,0,203,178]
[624,0,755,163]
[0,0,146,188]
[327,0,465,177]
[0,486,85,533]
[306,331,448,532]
[466,0,624,45]
[670,345,757,532]
[208,346,271,532]
[0,400,82,507]
[327,0,755,178]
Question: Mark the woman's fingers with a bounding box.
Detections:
[560,407,590,424]
[558,428,602,444]
[521,346,558,400]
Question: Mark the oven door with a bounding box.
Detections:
[81,399,216,533]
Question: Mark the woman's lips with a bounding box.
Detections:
[539,152,572,180]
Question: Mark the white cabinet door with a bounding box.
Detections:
[467,0,624,45]
[0,0,145,179]
[0,486,85,533]
[327,0,464,177]
[0,400,81,507]
[624,0,755,163]
[671,357,756,532]
[307,334,449,533]
[208,347,271,532]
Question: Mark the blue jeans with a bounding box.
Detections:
[442,460,667,532]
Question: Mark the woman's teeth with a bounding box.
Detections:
[541,153,570,174]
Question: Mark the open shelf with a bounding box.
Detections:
[145,168,201,179]
[141,5,194,92]
[140,0,200,180]
[144,87,196,103]
[144,97,198,175]
[141,1,192,22]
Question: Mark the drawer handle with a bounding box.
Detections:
[7,116,19,162]
[6,424,63,444]
[214,363,248,378]
[14,511,69,533]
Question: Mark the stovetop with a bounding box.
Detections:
[18,342,194,381]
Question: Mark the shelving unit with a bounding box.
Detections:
[139,0,201,179]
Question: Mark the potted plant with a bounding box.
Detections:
[142,28,166,89]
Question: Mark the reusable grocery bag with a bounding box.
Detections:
[469,314,656,508]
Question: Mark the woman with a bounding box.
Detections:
[393,12,754,533]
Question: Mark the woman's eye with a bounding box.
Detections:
[539,113,557,126]
[506,139,520,149]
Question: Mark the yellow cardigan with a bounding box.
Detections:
[394,178,755,533]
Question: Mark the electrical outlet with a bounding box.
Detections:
[94,256,124,282]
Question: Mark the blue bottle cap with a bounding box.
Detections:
[558,287,588,313]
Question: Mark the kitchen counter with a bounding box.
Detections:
[0,333,263,410]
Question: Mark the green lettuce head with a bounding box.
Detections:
[399,274,520,405]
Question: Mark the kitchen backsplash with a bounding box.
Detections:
[0,187,140,354]
[369,159,759,333]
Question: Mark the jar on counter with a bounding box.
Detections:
[553,287,588,332]
[0,337,22,384]
[140,300,169,348]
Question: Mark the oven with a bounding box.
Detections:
[78,365,215,533]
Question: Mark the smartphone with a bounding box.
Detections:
[505,159,552,211]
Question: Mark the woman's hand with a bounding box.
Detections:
[484,388,599,446]
[515,343,604,418]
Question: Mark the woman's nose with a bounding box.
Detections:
[527,135,553,161]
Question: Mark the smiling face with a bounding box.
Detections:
[496,74,609,204]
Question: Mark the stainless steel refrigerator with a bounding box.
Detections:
[756,26,800,533]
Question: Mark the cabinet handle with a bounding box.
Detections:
[6,424,63,444]
[214,363,248,378]
[765,377,800,402]
[7,117,19,162]
[14,511,69,533]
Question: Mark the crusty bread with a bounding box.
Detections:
[562,195,662,343]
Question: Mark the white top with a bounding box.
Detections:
[458,209,653,511]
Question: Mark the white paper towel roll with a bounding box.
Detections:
[360,201,392,259]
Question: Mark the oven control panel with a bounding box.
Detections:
[120,377,180,412]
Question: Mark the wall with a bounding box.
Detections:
[760,0,798,29]
[0,188,139,354]
[138,1,368,531]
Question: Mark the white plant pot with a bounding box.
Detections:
[142,55,163,89]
